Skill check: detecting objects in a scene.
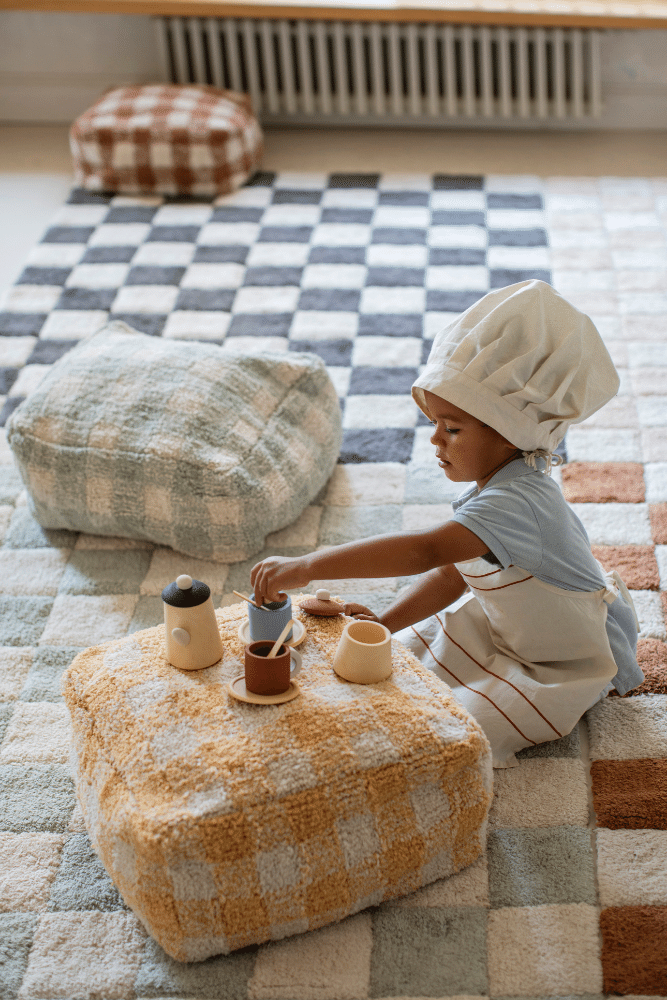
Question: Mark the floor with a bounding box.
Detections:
[0,121,665,996]
[1,123,667,301]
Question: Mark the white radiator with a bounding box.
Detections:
[155,16,602,124]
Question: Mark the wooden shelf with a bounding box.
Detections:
[2,0,666,27]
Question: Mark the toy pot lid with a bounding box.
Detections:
[162,574,211,607]
[299,588,345,616]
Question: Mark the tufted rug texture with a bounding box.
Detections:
[0,171,666,997]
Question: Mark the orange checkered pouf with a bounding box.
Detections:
[69,84,263,197]
[62,602,492,962]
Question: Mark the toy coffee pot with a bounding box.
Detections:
[162,574,223,671]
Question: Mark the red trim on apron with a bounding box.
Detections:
[434,614,563,738]
[411,625,538,745]
[466,575,534,592]
[459,566,505,579]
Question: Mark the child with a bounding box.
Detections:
[251,280,642,767]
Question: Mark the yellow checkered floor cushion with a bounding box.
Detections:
[63,601,492,962]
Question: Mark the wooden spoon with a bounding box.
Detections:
[233,590,263,609]
[267,619,294,658]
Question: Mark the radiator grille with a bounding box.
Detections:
[156,17,602,122]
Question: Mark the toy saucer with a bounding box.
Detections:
[228,675,300,705]
[237,618,306,647]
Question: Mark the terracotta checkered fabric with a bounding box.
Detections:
[62,601,492,962]
[69,84,263,197]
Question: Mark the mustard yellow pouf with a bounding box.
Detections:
[62,601,492,962]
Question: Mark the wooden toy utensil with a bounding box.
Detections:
[267,619,294,658]
[233,590,263,609]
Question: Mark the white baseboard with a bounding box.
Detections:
[2,78,666,130]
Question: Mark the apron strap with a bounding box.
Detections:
[610,570,641,632]
[598,565,641,633]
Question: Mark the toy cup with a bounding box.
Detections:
[332,620,392,684]
[244,641,300,696]
[248,593,294,643]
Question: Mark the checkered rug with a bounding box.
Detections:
[1,172,666,997]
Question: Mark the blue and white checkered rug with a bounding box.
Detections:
[0,171,549,469]
[1,172,666,998]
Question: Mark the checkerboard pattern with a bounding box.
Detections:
[0,170,551,469]
[69,85,263,198]
[1,173,666,996]
[62,603,491,963]
[7,328,342,561]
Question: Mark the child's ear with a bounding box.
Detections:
[496,430,521,455]
[481,421,519,454]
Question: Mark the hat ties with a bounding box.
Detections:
[522,448,564,476]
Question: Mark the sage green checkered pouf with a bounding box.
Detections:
[7,322,342,562]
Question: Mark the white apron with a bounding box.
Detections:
[395,556,624,768]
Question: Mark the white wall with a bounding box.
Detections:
[1,10,666,128]
[0,11,164,123]
[600,30,667,127]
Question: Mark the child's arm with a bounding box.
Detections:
[371,564,468,633]
[250,520,487,604]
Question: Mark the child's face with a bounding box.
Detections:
[423,390,518,488]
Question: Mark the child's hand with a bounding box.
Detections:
[343,602,381,623]
[250,556,310,605]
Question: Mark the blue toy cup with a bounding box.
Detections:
[248,593,294,643]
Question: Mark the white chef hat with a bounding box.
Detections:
[412,280,619,460]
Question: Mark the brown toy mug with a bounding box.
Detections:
[244,641,299,696]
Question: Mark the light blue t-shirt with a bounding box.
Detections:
[450,458,643,695]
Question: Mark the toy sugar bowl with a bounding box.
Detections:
[162,574,223,671]
[298,589,345,617]
[247,592,294,643]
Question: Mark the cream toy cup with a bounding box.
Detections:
[332,620,393,684]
